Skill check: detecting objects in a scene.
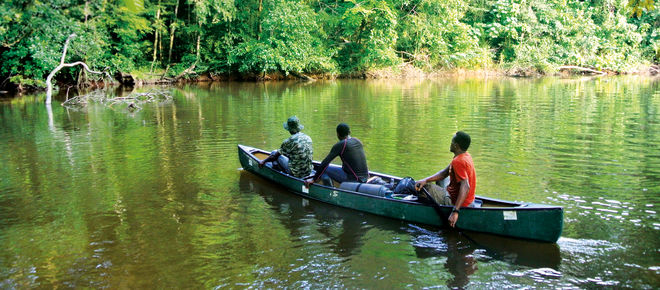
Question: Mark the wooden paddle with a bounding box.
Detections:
[419,185,451,225]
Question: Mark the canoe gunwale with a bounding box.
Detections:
[239,144,561,211]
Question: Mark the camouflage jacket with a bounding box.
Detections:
[278,132,313,178]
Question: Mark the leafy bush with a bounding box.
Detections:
[229,0,337,75]
[0,0,658,89]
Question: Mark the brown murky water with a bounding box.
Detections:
[1,77,658,288]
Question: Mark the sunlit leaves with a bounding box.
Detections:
[122,0,146,14]
[339,0,399,70]
[0,0,659,88]
[229,0,336,74]
[628,0,656,18]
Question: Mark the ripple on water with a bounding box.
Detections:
[548,193,659,229]
[406,224,448,252]
[558,237,625,257]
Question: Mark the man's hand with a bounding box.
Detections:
[448,212,459,227]
[258,160,265,168]
[304,178,314,188]
[414,179,427,191]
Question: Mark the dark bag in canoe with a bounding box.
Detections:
[394,177,416,195]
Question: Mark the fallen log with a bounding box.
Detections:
[650,65,659,75]
[557,65,607,76]
[289,71,315,81]
[174,62,197,81]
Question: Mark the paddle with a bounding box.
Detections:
[418,185,451,226]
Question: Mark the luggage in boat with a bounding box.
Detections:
[339,182,392,197]
[394,177,416,195]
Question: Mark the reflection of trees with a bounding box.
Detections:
[1,77,658,287]
[239,172,372,257]
[2,89,221,287]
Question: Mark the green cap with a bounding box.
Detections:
[283,116,304,132]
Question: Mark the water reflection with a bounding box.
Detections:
[462,232,560,269]
[1,77,658,288]
[411,227,478,288]
[239,172,378,259]
[239,171,562,288]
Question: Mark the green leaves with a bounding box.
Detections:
[229,0,336,75]
[0,0,658,89]
[628,0,656,18]
[121,0,146,14]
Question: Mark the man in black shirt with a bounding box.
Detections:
[304,123,369,187]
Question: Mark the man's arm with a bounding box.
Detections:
[415,164,450,191]
[448,177,469,227]
[305,142,342,186]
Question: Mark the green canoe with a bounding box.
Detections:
[238,144,563,243]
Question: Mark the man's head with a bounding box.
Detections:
[451,131,471,153]
[336,123,351,140]
[283,116,304,134]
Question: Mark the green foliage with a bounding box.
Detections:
[628,0,656,18]
[9,75,46,89]
[629,0,659,61]
[0,0,658,89]
[0,0,96,81]
[394,0,490,69]
[338,0,400,70]
[476,0,650,71]
[229,0,336,74]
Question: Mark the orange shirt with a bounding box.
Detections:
[446,153,476,207]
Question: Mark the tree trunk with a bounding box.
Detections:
[84,1,89,24]
[159,26,163,63]
[289,71,315,81]
[257,0,263,40]
[163,0,180,77]
[196,20,201,63]
[150,3,161,73]
[167,0,179,65]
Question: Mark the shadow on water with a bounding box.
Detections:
[238,171,561,287]
[461,231,561,269]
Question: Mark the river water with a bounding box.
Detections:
[1,77,658,288]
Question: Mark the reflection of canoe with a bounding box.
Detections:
[238,145,563,243]
[239,172,393,257]
[241,172,562,270]
[462,231,561,269]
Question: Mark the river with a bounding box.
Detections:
[1,77,658,288]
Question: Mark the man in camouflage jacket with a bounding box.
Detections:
[259,116,313,178]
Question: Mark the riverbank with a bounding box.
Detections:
[2,63,658,96]
[131,63,660,83]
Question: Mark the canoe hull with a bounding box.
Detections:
[238,145,563,243]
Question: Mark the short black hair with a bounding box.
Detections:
[453,131,471,151]
[336,123,351,138]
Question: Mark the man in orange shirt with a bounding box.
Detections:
[415,131,476,228]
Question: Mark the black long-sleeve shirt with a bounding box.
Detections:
[313,137,369,182]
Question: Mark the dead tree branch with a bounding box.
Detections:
[62,89,173,112]
[174,62,197,81]
[46,33,113,104]
[289,71,315,81]
[557,65,607,76]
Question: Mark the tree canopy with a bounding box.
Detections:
[1,0,658,89]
